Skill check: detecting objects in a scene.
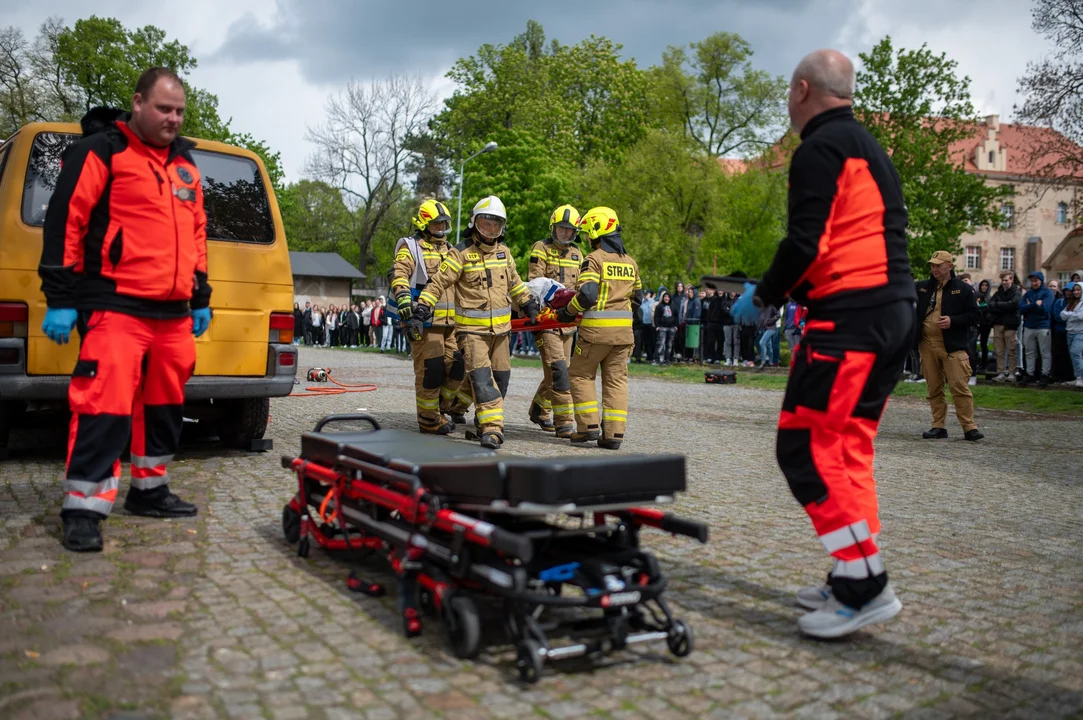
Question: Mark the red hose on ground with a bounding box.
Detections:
[290,373,378,398]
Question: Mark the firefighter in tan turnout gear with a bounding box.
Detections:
[391,200,470,434]
[526,204,583,437]
[409,196,540,449]
[556,207,642,450]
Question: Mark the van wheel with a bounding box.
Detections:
[0,401,26,461]
[217,398,270,448]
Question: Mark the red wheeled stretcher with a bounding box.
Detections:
[281,414,709,683]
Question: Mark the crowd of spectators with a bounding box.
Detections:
[292,298,408,354]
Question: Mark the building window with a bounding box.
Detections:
[1057,202,1068,224]
[1000,247,1015,272]
[965,246,982,270]
[988,151,995,164]
[1000,203,1015,229]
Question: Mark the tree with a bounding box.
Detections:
[305,74,435,273]
[279,180,354,255]
[0,16,283,187]
[854,37,1009,274]
[1015,0,1083,199]
[651,32,788,157]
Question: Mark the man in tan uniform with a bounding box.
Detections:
[410,196,539,449]
[914,251,983,441]
[390,200,468,434]
[526,204,583,437]
[556,207,642,450]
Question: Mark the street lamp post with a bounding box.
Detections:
[455,141,498,240]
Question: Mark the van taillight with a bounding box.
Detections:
[269,312,293,343]
[0,303,28,338]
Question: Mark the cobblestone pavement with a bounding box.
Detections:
[1,347,1081,719]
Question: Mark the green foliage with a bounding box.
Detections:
[854,36,1009,276]
[432,21,650,168]
[651,32,788,157]
[460,127,576,277]
[0,15,283,188]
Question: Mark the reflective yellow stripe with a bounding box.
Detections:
[602,409,627,420]
[579,272,600,283]
[574,401,598,413]
[441,387,457,400]
[633,276,642,290]
[442,257,463,272]
[422,252,443,259]
[476,408,503,422]
[455,311,512,326]
[395,250,413,261]
[597,281,609,311]
[433,309,454,322]
[510,282,528,299]
[570,296,585,313]
[390,278,411,290]
[580,317,632,327]
[533,393,552,409]
[552,404,573,415]
[416,396,440,410]
[531,251,547,260]
[456,390,473,405]
[419,291,438,306]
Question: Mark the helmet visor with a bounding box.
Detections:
[553,225,577,244]
[475,214,505,239]
[427,219,450,237]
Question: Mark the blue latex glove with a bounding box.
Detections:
[730,282,761,325]
[191,307,211,337]
[42,308,79,345]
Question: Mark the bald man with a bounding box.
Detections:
[736,49,915,638]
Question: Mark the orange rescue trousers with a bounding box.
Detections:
[776,300,914,609]
[62,311,195,519]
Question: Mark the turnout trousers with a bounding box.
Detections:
[62,311,196,519]
[531,331,575,428]
[569,339,633,442]
[776,300,914,609]
[457,333,511,435]
[410,327,468,431]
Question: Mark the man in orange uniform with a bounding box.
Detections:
[731,49,915,638]
[38,68,209,552]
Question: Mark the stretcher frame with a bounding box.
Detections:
[280,414,709,683]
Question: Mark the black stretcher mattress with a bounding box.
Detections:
[299,429,685,507]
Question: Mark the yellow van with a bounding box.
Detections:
[0,122,297,456]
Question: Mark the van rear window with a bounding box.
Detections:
[21,131,276,244]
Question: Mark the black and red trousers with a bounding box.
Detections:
[62,311,195,519]
[777,300,915,608]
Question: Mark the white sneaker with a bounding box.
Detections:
[968,376,977,386]
[798,586,902,639]
[1076,378,1083,388]
[993,373,1006,382]
[796,583,832,610]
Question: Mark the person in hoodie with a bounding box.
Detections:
[1018,270,1055,386]
[973,279,993,376]
[1059,282,1083,386]
[1051,281,1076,383]
[653,291,677,365]
[989,271,1022,381]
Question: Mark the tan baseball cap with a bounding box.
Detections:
[928,251,953,265]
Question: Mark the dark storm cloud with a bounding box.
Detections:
[209,0,859,83]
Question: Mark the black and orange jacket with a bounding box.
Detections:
[755,106,915,314]
[39,108,211,318]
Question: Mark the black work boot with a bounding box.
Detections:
[419,418,454,435]
[964,429,984,441]
[554,424,573,439]
[479,431,504,449]
[448,411,467,425]
[598,437,622,450]
[922,427,947,439]
[570,429,601,444]
[529,402,555,431]
[61,512,104,553]
[123,487,198,518]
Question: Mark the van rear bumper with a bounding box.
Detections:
[0,340,297,401]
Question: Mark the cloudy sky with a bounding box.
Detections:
[2,0,1047,183]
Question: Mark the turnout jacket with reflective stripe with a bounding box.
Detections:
[528,239,581,335]
[390,235,456,327]
[755,106,915,315]
[417,239,530,335]
[570,246,642,345]
[39,113,211,318]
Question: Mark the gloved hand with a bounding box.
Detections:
[555,305,578,325]
[521,297,540,323]
[191,307,211,337]
[730,283,761,325]
[406,316,425,342]
[42,308,79,345]
[396,294,414,323]
[413,303,433,326]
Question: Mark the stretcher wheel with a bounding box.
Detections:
[516,639,544,684]
[445,595,481,659]
[282,504,301,544]
[666,619,693,658]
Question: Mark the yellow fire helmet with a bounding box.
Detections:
[549,204,581,244]
[412,199,452,237]
[579,206,620,241]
